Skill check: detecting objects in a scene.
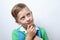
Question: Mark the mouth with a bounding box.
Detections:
[27,20,33,25]
[27,21,34,27]
[27,22,31,24]
[28,24,35,28]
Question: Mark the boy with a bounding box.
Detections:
[11,3,48,40]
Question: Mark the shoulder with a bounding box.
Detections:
[40,27,47,36]
[12,28,19,36]
[12,28,19,40]
[37,27,46,36]
[36,25,46,33]
[12,27,21,37]
[12,27,27,36]
[36,25,45,32]
[36,25,48,40]
[12,27,27,40]
[40,27,48,40]
[12,27,22,33]
[40,27,46,33]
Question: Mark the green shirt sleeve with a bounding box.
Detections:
[40,28,48,40]
[12,29,19,40]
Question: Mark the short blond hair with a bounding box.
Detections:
[11,3,27,20]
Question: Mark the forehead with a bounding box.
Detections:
[17,7,31,17]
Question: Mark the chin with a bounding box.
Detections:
[28,22,34,26]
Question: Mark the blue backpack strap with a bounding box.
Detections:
[17,27,25,40]
[36,27,42,38]
[18,31,25,40]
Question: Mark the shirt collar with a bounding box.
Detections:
[17,25,40,33]
[19,26,27,33]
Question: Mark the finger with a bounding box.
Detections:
[31,27,34,31]
[27,25,30,29]
[30,25,33,30]
[33,27,36,33]
[31,27,36,32]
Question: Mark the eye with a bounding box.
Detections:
[20,16,25,20]
[27,13,31,17]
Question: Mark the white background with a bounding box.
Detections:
[0,0,60,40]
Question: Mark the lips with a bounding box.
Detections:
[27,21,34,27]
[27,20,33,25]
[27,21,31,24]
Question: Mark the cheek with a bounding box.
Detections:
[20,20,26,24]
[30,16,33,20]
[17,19,25,24]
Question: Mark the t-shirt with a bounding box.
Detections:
[12,25,48,40]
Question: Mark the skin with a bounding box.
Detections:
[16,7,43,40]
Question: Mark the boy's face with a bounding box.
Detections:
[17,7,34,28]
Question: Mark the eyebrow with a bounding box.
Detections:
[26,11,32,14]
[20,16,25,19]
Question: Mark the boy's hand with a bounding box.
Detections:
[34,36,43,40]
[26,25,36,39]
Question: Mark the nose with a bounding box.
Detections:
[26,17,30,22]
